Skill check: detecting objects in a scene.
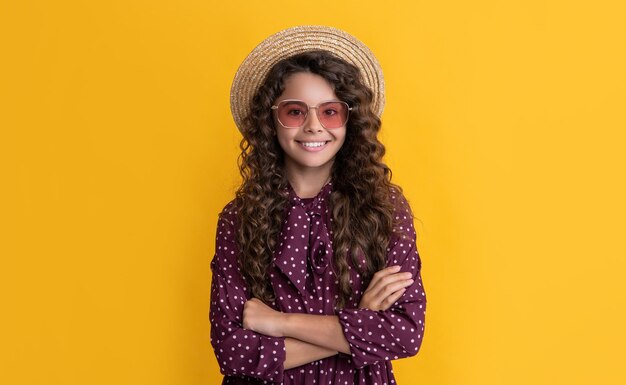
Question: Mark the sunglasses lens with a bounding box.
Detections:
[318,102,349,128]
[275,101,350,128]
[276,101,308,128]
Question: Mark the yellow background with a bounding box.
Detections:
[1,1,625,384]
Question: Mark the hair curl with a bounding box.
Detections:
[233,50,405,309]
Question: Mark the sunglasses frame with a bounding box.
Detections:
[271,99,353,129]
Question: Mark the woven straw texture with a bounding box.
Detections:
[229,25,385,133]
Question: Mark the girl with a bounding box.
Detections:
[210,26,426,385]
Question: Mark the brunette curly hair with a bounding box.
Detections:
[233,50,406,309]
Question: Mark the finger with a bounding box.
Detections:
[378,272,412,288]
[368,271,413,298]
[380,278,414,298]
[367,265,402,293]
[380,288,407,311]
[370,265,401,286]
[368,278,412,309]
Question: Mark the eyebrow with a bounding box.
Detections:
[277,98,342,104]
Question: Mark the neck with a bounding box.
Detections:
[285,159,333,199]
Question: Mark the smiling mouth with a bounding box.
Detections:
[296,140,331,148]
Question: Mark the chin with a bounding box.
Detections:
[292,158,335,169]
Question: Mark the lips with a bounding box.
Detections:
[296,140,331,152]
[297,140,330,146]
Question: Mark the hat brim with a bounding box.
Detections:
[230,25,385,133]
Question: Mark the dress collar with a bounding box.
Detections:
[284,179,333,210]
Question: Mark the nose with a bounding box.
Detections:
[304,107,323,132]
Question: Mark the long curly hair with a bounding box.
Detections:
[233,50,405,309]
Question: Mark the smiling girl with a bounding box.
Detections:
[209,26,427,385]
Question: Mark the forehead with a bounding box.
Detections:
[278,72,338,102]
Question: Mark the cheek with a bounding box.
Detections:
[333,133,348,155]
[336,131,347,147]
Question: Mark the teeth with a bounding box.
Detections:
[300,141,327,148]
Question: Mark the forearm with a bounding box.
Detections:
[284,337,338,369]
[283,313,351,355]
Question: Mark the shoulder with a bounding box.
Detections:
[386,186,421,270]
[390,186,415,224]
[217,198,239,228]
[213,198,240,251]
[211,199,240,272]
[389,186,417,243]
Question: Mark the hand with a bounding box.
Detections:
[358,265,414,311]
[242,297,287,337]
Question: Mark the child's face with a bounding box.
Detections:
[272,72,347,173]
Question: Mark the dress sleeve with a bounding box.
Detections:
[209,202,287,383]
[336,191,427,369]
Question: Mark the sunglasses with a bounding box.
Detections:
[271,99,353,129]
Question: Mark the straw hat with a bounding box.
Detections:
[229,25,385,133]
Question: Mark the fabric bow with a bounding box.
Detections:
[274,194,333,297]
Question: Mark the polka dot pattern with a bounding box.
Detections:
[209,181,427,384]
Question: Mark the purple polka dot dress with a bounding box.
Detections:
[209,180,427,384]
